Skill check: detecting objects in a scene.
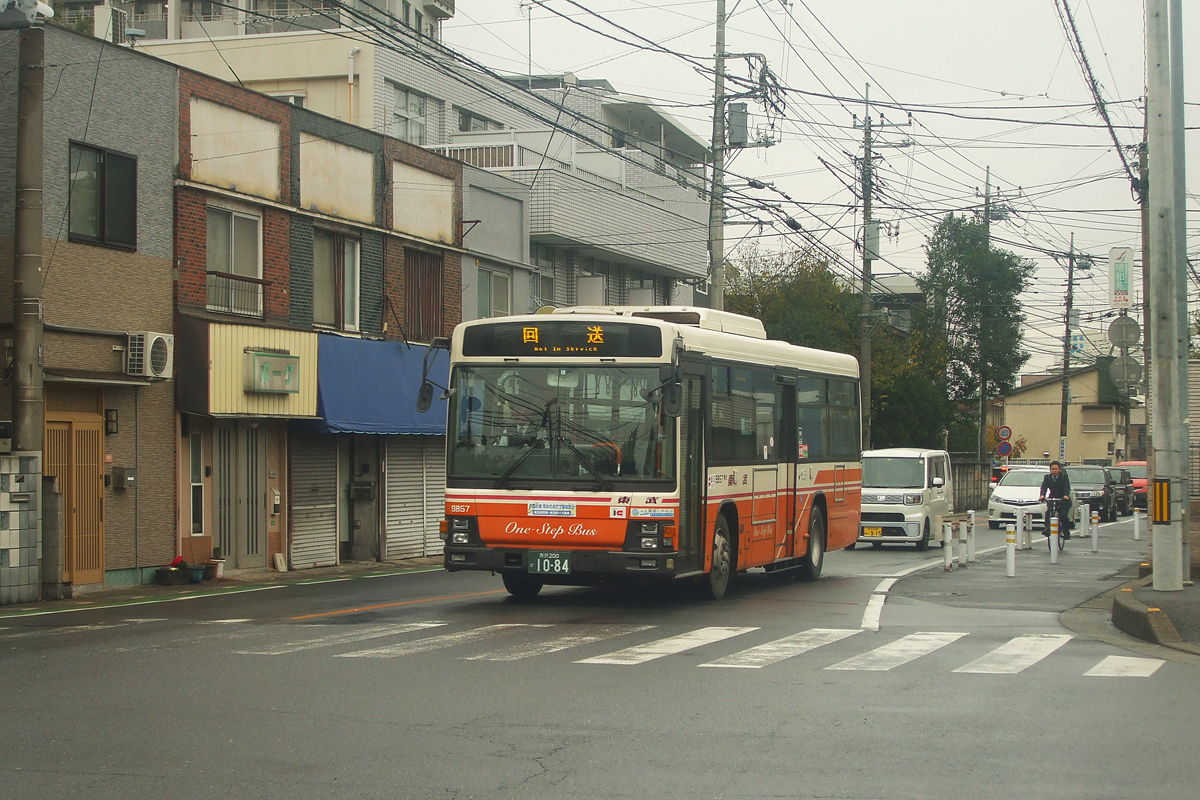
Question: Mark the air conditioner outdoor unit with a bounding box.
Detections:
[127,332,174,379]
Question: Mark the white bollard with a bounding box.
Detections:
[1006,524,1016,577]
[967,511,977,562]
[1015,510,1026,550]
[1133,509,1141,541]
[1091,510,1099,552]
[943,523,954,570]
[1049,517,1060,564]
[1078,506,1088,541]
[956,524,967,567]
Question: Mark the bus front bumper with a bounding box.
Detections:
[444,546,680,581]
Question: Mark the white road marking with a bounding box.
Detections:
[463,624,655,661]
[860,595,886,631]
[197,618,255,624]
[699,628,861,669]
[237,622,447,655]
[826,631,968,671]
[576,626,759,666]
[338,624,549,659]
[1084,655,1165,678]
[123,618,169,624]
[953,634,1073,674]
[0,623,126,641]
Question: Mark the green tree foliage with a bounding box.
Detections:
[725,243,952,450]
[921,213,1035,451]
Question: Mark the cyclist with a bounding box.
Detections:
[1039,461,1073,540]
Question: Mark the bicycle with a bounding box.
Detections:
[1042,496,1071,551]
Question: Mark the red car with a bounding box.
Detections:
[1117,460,1148,508]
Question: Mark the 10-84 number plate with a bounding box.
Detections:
[529,551,571,574]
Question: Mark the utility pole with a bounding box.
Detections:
[707,0,726,310]
[853,87,910,450]
[1146,0,1187,590]
[1058,234,1076,463]
[13,18,45,454]
[979,167,992,463]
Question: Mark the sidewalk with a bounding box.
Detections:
[0,556,444,617]
[892,518,1200,655]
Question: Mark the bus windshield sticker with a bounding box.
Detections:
[528,502,577,517]
[631,508,674,518]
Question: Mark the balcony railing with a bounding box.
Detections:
[206,272,265,318]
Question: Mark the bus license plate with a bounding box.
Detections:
[529,551,571,575]
[863,527,883,537]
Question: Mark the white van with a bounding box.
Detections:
[856,448,954,550]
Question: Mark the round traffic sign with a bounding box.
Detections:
[997,441,1013,457]
[1109,355,1143,386]
[1108,316,1141,348]
[997,425,1012,441]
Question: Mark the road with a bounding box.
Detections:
[1,517,1196,799]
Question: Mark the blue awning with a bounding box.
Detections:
[311,335,449,435]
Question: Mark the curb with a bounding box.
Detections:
[1111,575,1200,655]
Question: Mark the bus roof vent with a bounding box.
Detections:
[627,307,767,339]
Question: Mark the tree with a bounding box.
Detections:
[921,214,1034,452]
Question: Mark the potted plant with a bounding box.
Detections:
[156,556,191,585]
[211,546,226,578]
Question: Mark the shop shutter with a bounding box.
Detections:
[422,438,446,556]
[290,432,339,569]
[385,436,426,559]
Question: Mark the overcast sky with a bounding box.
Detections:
[442,1,1197,373]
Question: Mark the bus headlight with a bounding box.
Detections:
[452,531,470,545]
[640,537,659,549]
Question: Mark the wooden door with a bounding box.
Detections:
[44,419,105,585]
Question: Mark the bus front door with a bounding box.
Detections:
[675,368,706,575]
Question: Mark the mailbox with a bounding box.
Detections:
[351,480,376,501]
[112,466,137,491]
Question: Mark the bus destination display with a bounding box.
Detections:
[461,321,663,358]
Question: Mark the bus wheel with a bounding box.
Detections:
[704,516,732,600]
[915,519,930,551]
[799,507,826,581]
[502,572,543,600]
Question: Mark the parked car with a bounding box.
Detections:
[1068,464,1118,522]
[1106,466,1135,516]
[857,448,954,550]
[987,466,1049,529]
[1117,460,1148,508]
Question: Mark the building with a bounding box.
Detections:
[990,358,1130,465]
[1,24,178,598]
[123,1,712,314]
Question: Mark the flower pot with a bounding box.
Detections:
[202,563,218,580]
[188,566,204,583]
[156,567,190,586]
[212,558,225,578]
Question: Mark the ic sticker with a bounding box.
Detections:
[610,507,628,519]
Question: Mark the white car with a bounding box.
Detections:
[987,466,1049,530]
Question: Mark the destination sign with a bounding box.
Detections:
[461,321,664,358]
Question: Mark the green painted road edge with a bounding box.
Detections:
[0,566,444,619]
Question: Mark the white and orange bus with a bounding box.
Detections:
[423,306,861,599]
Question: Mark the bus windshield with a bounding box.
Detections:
[446,365,677,486]
[862,457,925,489]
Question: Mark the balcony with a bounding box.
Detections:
[206,272,265,318]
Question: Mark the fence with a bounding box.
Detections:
[949,453,988,512]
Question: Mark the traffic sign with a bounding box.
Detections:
[1108,315,1141,348]
[1110,355,1143,386]
[996,425,1012,441]
[1109,247,1133,309]
[996,440,1013,457]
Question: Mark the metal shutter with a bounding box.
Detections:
[385,436,426,559]
[422,437,446,556]
[290,432,339,569]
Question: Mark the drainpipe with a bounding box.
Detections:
[347,46,361,123]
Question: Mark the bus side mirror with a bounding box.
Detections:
[416,382,435,413]
[662,383,682,417]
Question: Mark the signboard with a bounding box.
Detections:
[1109,355,1142,387]
[244,352,301,394]
[1108,315,1140,348]
[996,440,1013,457]
[996,425,1012,441]
[1152,478,1171,525]
[1059,436,1067,461]
[462,321,664,358]
[1109,246,1133,309]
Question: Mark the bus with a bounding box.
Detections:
[419,306,862,599]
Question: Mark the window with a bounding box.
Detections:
[206,207,262,316]
[69,143,137,249]
[389,85,429,145]
[457,108,501,133]
[190,432,204,535]
[827,378,861,458]
[796,377,825,461]
[401,1,410,26]
[477,269,510,319]
[711,365,774,463]
[405,247,443,341]
[313,230,360,331]
[269,93,306,108]
[413,9,423,33]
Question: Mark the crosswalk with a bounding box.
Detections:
[0,618,1170,677]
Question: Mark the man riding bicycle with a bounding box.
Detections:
[1039,461,1073,539]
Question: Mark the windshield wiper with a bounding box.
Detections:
[496,438,546,489]
[558,436,612,492]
